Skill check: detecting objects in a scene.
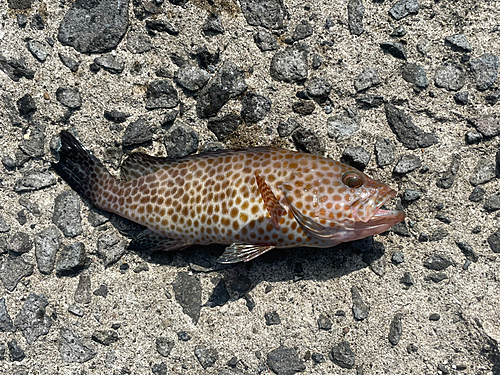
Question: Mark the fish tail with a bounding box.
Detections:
[52,131,121,211]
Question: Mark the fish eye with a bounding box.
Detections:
[342,172,363,189]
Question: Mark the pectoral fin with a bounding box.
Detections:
[255,173,286,229]
[217,243,275,263]
[129,230,191,252]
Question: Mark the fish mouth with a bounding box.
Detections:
[368,188,405,225]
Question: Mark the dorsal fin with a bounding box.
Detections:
[255,173,286,229]
[120,152,171,181]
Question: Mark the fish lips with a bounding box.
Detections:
[366,188,405,226]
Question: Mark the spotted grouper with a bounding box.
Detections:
[53,130,405,263]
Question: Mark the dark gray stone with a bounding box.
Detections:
[104,109,130,123]
[17,14,28,27]
[394,154,422,174]
[312,353,325,364]
[8,0,33,9]
[177,331,191,341]
[444,34,471,53]
[0,255,34,292]
[423,254,453,271]
[145,80,179,110]
[292,20,313,41]
[390,25,406,37]
[317,313,332,330]
[265,311,281,325]
[19,123,45,158]
[485,194,500,212]
[94,55,124,74]
[389,0,420,20]
[454,91,469,105]
[52,191,82,237]
[270,43,309,83]
[152,362,168,375]
[388,313,402,345]
[74,274,92,304]
[241,92,272,123]
[163,123,199,158]
[161,110,178,129]
[351,286,369,321]
[2,94,23,127]
[380,41,407,60]
[403,189,421,202]
[145,19,179,35]
[374,138,395,167]
[8,339,25,362]
[0,298,15,332]
[58,0,129,54]
[14,293,53,344]
[391,221,411,237]
[292,127,325,155]
[267,346,306,375]
[125,32,152,54]
[292,100,315,115]
[434,62,466,91]
[122,119,153,147]
[474,114,500,138]
[354,66,380,92]
[392,251,405,264]
[56,87,82,109]
[455,241,478,262]
[31,13,45,30]
[156,336,175,357]
[400,271,414,286]
[240,0,286,29]
[469,186,485,202]
[305,77,332,98]
[207,114,241,141]
[59,327,96,363]
[59,53,80,72]
[93,283,109,297]
[487,229,500,253]
[331,341,355,369]
[68,304,84,317]
[470,158,496,186]
[436,155,460,189]
[253,29,279,51]
[17,94,37,118]
[0,215,10,234]
[194,345,218,369]
[0,55,35,82]
[429,228,448,241]
[277,117,301,138]
[327,112,360,142]
[91,330,119,345]
[56,242,88,275]
[425,272,448,283]
[348,0,365,35]
[97,233,126,266]
[341,146,371,171]
[465,130,483,144]
[174,66,210,92]
[401,63,429,88]
[203,13,224,35]
[172,272,201,324]
[27,40,50,62]
[7,232,32,254]
[312,54,322,69]
[470,53,499,91]
[196,61,247,118]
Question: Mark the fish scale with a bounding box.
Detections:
[53,131,405,263]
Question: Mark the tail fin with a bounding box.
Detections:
[52,131,120,210]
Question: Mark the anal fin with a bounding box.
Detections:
[217,243,275,264]
[129,230,191,252]
[255,173,286,229]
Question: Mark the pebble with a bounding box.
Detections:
[331,341,355,369]
[174,65,210,92]
[327,111,359,142]
[265,311,281,325]
[278,117,301,138]
[161,110,178,129]
[145,80,179,110]
[19,123,45,157]
[31,13,45,29]
[292,100,315,116]
[67,304,84,317]
[0,255,34,292]
[312,352,325,364]
[392,251,405,264]
[388,313,402,345]
[197,61,247,117]
[400,271,414,286]
[429,228,448,242]
[74,275,92,304]
[122,119,153,147]
[292,127,325,155]
[194,345,218,369]
[293,20,313,41]
[59,327,96,363]
[93,283,109,297]
[267,346,306,374]
[163,124,199,158]
[401,63,429,89]
[56,87,82,109]
[465,130,482,144]
[455,241,478,262]
[454,91,469,105]
[425,272,448,283]
[380,42,407,60]
[7,232,32,254]
[270,43,309,83]
[469,186,485,202]
[341,146,371,171]
[0,297,15,332]
[156,336,175,357]
[14,293,53,344]
[8,339,25,362]
[485,194,500,212]
[204,279,230,308]
[473,114,500,138]
[390,25,406,37]
[17,13,28,28]
[17,94,37,118]
[52,191,82,237]
[434,62,466,91]
[125,32,152,54]
[436,155,460,189]
[444,34,471,53]
[389,0,420,20]
[351,286,369,320]
[151,363,168,375]
[305,77,332,98]
[253,29,278,51]
[469,158,496,186]
[317,313,332,330]
[27,40,50,62]
[104,109,130,123]
[241,92,272,123]
[374,138,396,166]
[203,13,224,35]
[91,329,119,346]
[354,66,381,92]
[429,313,440,321]
[94,55,125,74]
[56,242,88,276]
[172,272,201,324]
[2,93,23,126]
[15,209,26,225]
[403,189,421,202]
[0,54,35,82]
[394,154,422,174]
[347,0,365,35]
[177,331,191,341]
[207,114,242,141]
[469,53,499,91]
[8,0,33,8]
[423,254,453,271]
[487,229,500,253]
[97,233,127,266]
[58,0,129,53]
[240,0,285,29]
[391,221,411,237]
[145,19,179,35]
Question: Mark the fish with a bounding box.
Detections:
[52,130,405,263]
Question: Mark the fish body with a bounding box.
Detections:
[53,131,405,263]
